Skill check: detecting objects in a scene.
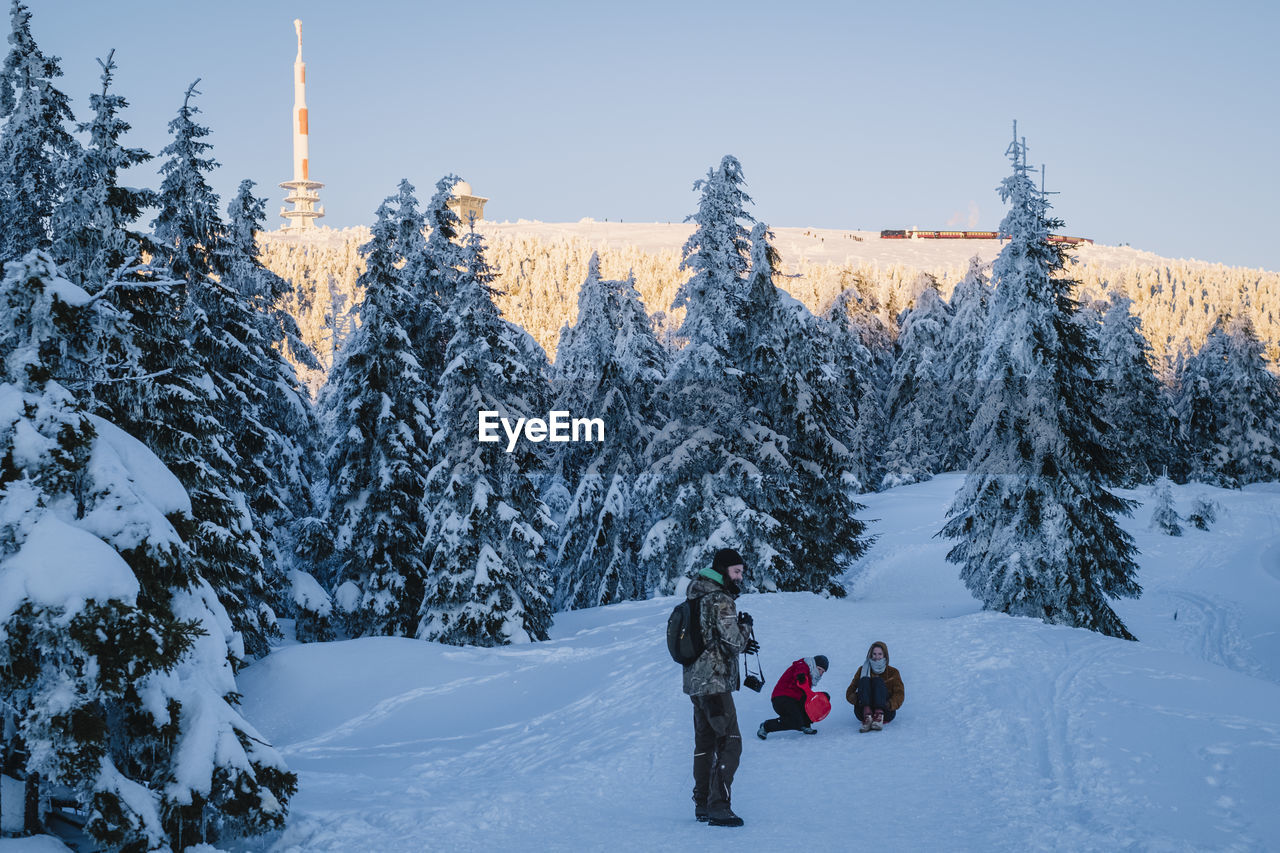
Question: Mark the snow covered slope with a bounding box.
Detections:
[238,476,1280,851]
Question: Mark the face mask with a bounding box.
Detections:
[870,658,886,674]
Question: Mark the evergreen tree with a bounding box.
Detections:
[386,179,428,353]
[882,278,951,487]
[939,256,992,470]
[51,50,154,292]
[0,0,75,261]
[1097,294,1175,486]
[1187,493,1219,530]
[940,126,1141,640]
[553,254,667,609]
[225,179,321,365]
[819,286,884,492]
[735,223,870,590]
[218,179,321,604]
[421,175,465,301]
[287,565,335,643]
[635,157,762,591]
[637,165,867,594]
[152,81,220,279]
[669,155,753,371]
[1177,315,1280,486]
[1217,314,1280,485]
[145,82,277,658]
[419,226,554,644]
[843,278,896,491]
[0,250,295,850]
[401,175,459,388]
[1174,333,1220,485]
[1148,475,1182,535]
[319,193,433,637]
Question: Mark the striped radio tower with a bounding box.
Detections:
[280,18,324,231]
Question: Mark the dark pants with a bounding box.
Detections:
[854,676,896,722]
[761,695,812,733]
[692,692,742,819]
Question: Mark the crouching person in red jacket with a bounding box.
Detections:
[756,655,829,739]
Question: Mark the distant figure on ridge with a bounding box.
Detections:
[846,641,904,731]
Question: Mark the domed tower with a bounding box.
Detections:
[446,180,488,225]
[279,19,324,232]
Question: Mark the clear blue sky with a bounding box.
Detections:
[25,0,1280,271]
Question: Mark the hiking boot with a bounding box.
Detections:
[800,726,817,735]
[756,723,767,741]
[708,810,745,827]
[872,710,884,731]
[695,805,709,823]
[860,714,873,733]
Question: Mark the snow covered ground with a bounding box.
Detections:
[219,475,1280,852]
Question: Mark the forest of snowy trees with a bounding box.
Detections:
[259,222,1280,397]
[2,0,1279,847]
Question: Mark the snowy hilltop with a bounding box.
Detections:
[233,475,1280,851]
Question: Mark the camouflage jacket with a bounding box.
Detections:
[682,570,748,696]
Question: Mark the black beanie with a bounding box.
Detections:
[814,654,829,671]
[711,548,744,574]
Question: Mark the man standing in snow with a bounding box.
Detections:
[684,548,756,827]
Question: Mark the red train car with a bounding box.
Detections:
[879,228,1090,244]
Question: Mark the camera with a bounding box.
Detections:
[743,674,764,692]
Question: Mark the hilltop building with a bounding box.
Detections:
[448,180,488,224]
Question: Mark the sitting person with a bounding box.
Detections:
[846,641,903,732]
[757,655,828,739]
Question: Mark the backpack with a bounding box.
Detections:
[666,596,705,665]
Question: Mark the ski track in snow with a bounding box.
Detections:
[234,476,1280,852]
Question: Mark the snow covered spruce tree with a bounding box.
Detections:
[402,175,463,388]
[1176,314,1280,486]
[634,156,760,591]
[318,192,434,637]
[51,50,154,292]
[0,251,295,850]
[552,253,667,609]
[0,0,75,262]
[735,223,869,589]
[637,158,866,594]
[1148,475,1182,535]
[939,256,992,470]
[939,127,1141,639]
[1096,295,1175,486]
[384,179,430,357]
[418,226,555,645]
[219,179,322,607]
[819,286,885,492]
[881,276,951,487]
[148,82,278,658]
